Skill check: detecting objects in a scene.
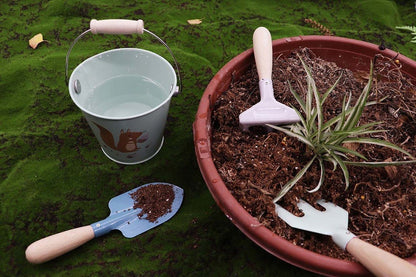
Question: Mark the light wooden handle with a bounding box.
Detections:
[25,226,95,264]
[90,19,144,35]
[253,27,273,80]
[346,237,416,277]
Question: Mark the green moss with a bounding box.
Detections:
[357,0,402,28]
[44,0,101,18]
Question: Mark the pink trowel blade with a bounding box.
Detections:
[239,27,300,131]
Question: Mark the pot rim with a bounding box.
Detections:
[193,35,416,277]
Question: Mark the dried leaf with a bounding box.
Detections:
[29,33,46,49]
[342,142,359,152]
[353,70,370,82]
[187,19,202,25]
[384,157,398,180]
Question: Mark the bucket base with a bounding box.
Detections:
[101,137,164,165]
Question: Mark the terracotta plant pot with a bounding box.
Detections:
[193,35,416,276]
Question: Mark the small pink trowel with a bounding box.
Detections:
[239,27,300,131]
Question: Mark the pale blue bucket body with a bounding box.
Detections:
[69,48,177,164]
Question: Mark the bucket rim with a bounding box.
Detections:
[68,48,177,121]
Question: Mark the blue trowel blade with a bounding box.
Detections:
[91,182,184,238]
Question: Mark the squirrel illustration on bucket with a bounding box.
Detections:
[93,122,149,153]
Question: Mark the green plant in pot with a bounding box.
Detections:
[269,56,416,203]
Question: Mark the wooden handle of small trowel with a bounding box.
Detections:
[25,226,95,264]
[253,27,273,80]
[346,237,416,277]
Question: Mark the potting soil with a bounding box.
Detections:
[211,47,416,260]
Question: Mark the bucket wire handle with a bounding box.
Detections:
[65,19,182,96]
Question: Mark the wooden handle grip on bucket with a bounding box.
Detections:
[67,19,181,95]
[90,19,144,35]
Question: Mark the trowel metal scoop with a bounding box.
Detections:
[275,199,416,277]
[25,182,184,264]
[239,27,300,131]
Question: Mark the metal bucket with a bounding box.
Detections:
[66,19,180,164]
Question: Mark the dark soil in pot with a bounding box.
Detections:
[210,47,416,261]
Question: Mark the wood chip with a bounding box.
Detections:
[29,33,47,49]
[187,19,202,25]
[384,157,398,180]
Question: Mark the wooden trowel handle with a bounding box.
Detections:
[253,27,273,80]
[347,237,416,277]
[25,226,95,264]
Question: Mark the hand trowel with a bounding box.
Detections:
[25,182,184,264]
[239,27,300,131]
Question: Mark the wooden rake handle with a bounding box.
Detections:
[347,237,416,277]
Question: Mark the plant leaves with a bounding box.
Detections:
[288,81,306,112]
[273,156,316,203]
[396,26,416,33]
[307,158,325,193]
[269,56,415,200]
[267,124,314,148]
[328,151,350,190]
[343,137,415,159]
[321,73,342,105]
[344,160,416,167]
[325,144,367,160]
[334,92,350,131]
[288,106,309,135]
[343,62,374,129]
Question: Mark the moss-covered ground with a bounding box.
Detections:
[1,1,415,276]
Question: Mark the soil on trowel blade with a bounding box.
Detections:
[211,48,416,260]
[130,184,175,223]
